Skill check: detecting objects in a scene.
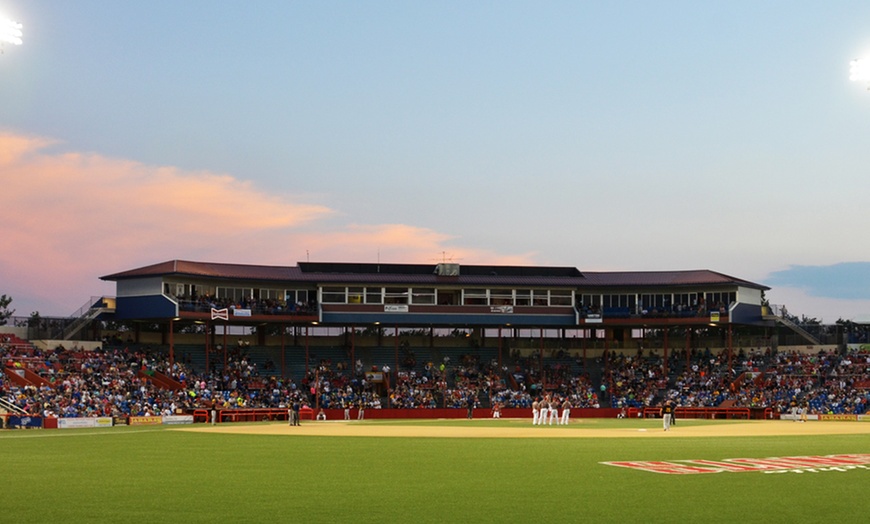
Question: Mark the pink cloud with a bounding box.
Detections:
[294,224,536,266]
[0,131,536,316]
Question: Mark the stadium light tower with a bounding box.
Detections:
[850,57,870,89]
[0,14,23,51]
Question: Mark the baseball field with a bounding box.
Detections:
[2,418,868,523]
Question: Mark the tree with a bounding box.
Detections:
[28,311,43,338]
[0,294,14,326]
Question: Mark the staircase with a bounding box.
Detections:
[764,311,820,345]
[3,366,52,388]
[54,297,115,340]
[137,369,184,391]
[0,396,27,415]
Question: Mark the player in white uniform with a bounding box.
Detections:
[560,398,571,425]
[532,398,541,425]
[548,396,559,425]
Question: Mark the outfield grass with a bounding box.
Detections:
[1,421,867,523]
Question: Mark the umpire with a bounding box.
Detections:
[289,400,301,426]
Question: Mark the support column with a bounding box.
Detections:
[169,319,175,370]
[728,324,733,374]
[205,320,210,373]
[685,328,691,370]
[394,325,399,385]
[498,326,503,370]
[663,328,669,376]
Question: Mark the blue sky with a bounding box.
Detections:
[1,1,870,322]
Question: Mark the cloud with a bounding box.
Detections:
[766,262,870,300]
[297,224,537,266]
[0,130,535,316]
[764,285,870,324]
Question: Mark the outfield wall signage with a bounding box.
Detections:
[819,414,858,422]
[162,415,194,425]
[129,416,163,426]
[57,417,115,429]
[7,415,42,428]
[58,418,96,429]
[602,454,870,475]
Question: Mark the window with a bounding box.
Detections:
[705,292,736,309]
[216,287,250,302]
[673,293,697,311]
[384,287,409,305]
[321,287,346,304]
[549,290,572,306]
[532,290,549,306]
[489,289,513,306]
[286,289,311,305]
[347,287,364,304]
[580,294,601,307]
[463,289,488,305]
[411,288,435,305]
[258,288,284,301]
[365,287,383,304]
[602,294,636,309]
[515,289,531,306]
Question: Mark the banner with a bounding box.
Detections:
[95,417,114,427]
[58,418,96,429]
[211,308,228,320]
[162,415,194,425]
[7,415,43,428]
[233,308,252,317]
[365,371,385,382]
[819,414,858,422]
[129,416,163,426]
[384,305,409,313]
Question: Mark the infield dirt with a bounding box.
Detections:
[178,419,870,439]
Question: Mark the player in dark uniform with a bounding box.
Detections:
[662,400,674,431]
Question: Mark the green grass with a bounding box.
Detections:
[1,422,868,523]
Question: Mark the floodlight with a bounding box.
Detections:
[850,58,870,83]
[0,16,23,46]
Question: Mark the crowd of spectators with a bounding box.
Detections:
[174,293,317,316]
[3,332,869,419]
[604,346,870,415]
[606,352,666,409]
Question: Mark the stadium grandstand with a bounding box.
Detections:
[2,259,868,427]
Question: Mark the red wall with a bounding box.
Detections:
[320,407,621,420]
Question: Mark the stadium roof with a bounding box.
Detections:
[101,260,769,290]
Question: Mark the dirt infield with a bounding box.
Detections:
[178,419,870,439]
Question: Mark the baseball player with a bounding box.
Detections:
[532,398,541,425]
[662,400,674,431]
[548,395,559,425]
[560,397,571,425]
